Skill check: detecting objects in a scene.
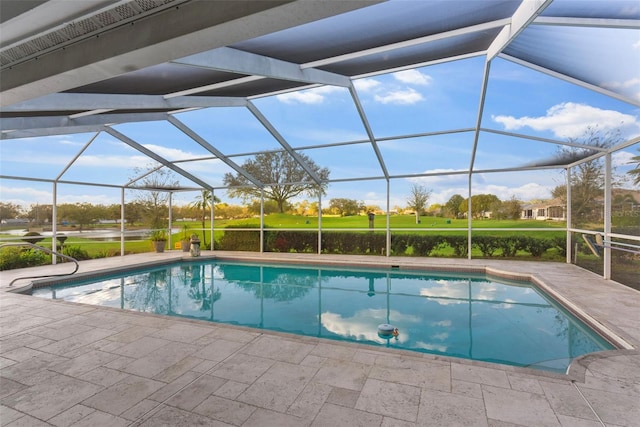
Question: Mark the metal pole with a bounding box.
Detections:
[168,192,173,250]
[603,153,612,279]
[386,180,390,257]
[120,188,125,257]
[211,189,215,251]
[260,189,264,253]
[566,167,572,264]
[52,182,57,265]
[318,191,322,254]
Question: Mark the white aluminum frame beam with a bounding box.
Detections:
[2,94,246,112]
[532,16,640,30]
[1,0,381,106]
[500,54,640,107]
[486,0,553,61]
[167,115,264,188]
[173,47,351,88]
[348,85,389,179]
[302,19,510,69]
[104,126,212,191]
[246,101,324,186]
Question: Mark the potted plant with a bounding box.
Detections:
[150,230,168,253]
[180,225,191,252]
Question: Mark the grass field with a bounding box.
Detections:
[0,213,567,255]
[3,214,637,289]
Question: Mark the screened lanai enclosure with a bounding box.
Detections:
[1,0,639,288]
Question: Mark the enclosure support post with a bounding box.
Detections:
[318,192,322,254]
[260,189,264,253]
[52,182,58,265]
[121,188,125,257]
[566,167,572,264]
[386,180,390,257]
[211,189,215,251]
[168,192,173,250]
[467,173,472,260]
[603,153,612,280]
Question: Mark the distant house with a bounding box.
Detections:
[0,218,29,225]
[521,198,565,221]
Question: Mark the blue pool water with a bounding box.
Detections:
[31,261,614,373]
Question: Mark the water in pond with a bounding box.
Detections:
[31,261,614,373]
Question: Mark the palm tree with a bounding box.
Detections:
[189,190,220,248]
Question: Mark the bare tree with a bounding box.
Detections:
[130,164,179,229]
[406,184,431,224]
[551,126,622,225]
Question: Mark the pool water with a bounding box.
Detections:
[31,261,614,373]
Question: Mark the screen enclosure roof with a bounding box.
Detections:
[1,0,639,193]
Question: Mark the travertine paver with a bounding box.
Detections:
[313,359,370,391]
[355,378,421,422]
[81,375,165,416]
[164,374,227,411]
[237,361,318,412]
[483,385,561,426]
[1,371,102,420]
[1,252,639,426]
[418,388,487,426]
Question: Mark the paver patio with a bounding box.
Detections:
[1,252,638,426]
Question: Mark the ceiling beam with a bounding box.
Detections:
[532,16,640,29]
[0,112,169,136]
[500,53,640,107]
[246,101,324,185]
[486,0,553,61]
[302,18,510,69]
[1,0,381,107]
[348,86,388,180]
[167,115,264,188]
[1,93,247,112]
[173,47,351,88]
[104,126,212,190]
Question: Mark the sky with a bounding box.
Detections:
[1,29,639,213]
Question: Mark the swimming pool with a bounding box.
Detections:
[31,260,614,373]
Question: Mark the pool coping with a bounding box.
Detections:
[9,251,637,382]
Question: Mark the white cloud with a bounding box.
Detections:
[374,88,424,105]
[603,77,640,90]
[276,85,344,105]
[633,39,640,50]
[141,144,198,161]
[0,185,52,206]
[492,102,640,139]
[393,69,432,86]
[354,78,381,92]
[76,154,148,168]
[612,150,635,168]
[277,91,324,104]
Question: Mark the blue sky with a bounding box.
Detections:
[1,53,639,212]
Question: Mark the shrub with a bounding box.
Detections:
[443,235,468,257]
[62,246,91,261]
[473,236,500,257]
[551,236,567,257]
[0,247,22,270]
[523,237,552,257]
[408,235,443,256]
[390,234,410,255]
[496,236,525,257]
[21,231,44,245]
[218,225,261,251]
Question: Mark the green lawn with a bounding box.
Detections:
[0,214,566,256]
[212,213,566,230]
